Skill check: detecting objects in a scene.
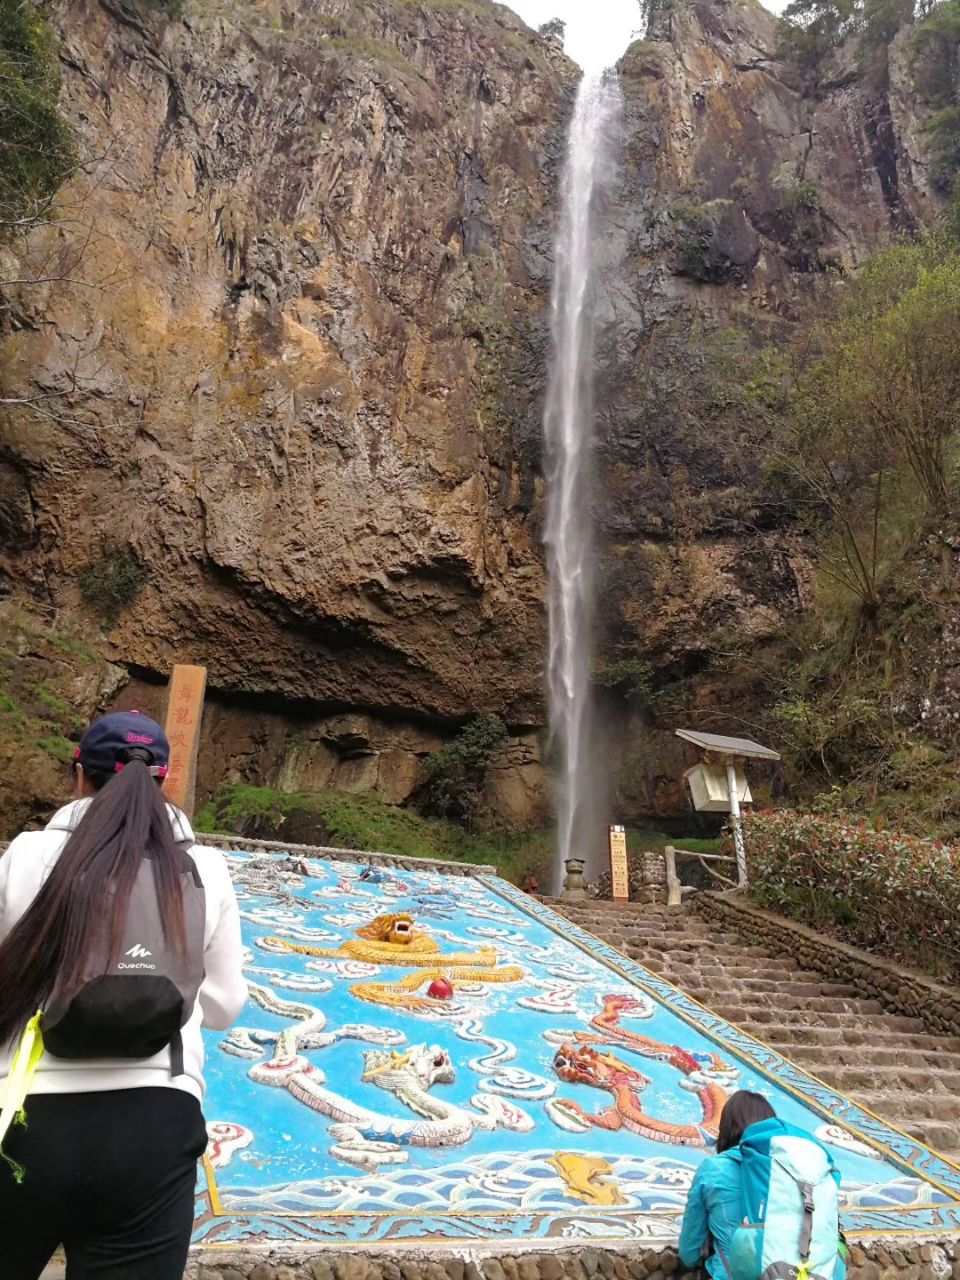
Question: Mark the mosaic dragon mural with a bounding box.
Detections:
[195,851,960,1246]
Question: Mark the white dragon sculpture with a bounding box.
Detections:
[227,984,533,1168]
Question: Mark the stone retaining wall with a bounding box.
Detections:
[187,1240,960,1280]
[639,852,667,887]
[696,892,960,1039]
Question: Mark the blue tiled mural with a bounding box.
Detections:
[195,851,960,1246]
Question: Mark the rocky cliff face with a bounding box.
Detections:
[1,0,576,825]
[0,0,943,835]
[589,0,941,818]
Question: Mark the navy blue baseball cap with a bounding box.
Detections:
[74,711,170,778]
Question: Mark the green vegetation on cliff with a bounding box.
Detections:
[195,783,723,889]
[606,213,960,841]
[692,230,960,837]
[0,0,74,225]
[912,0,960,190]
[778,0,959,94]
[416,716,509,824]
[0,605,106,834]
[78,549,148,623]
[194,783,552,883]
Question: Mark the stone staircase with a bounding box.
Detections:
[551,898,960,1166]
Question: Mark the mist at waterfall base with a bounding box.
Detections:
[542,72,623,895]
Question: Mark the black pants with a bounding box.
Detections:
[0,1088,207,1280]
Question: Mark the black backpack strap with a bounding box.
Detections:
[172,838,200,1078]
[170,1029,185,1077]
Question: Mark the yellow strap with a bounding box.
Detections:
[0,1012,44,1173]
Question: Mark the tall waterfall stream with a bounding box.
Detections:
[542,72,623,892]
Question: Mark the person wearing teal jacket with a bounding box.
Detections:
[678,1092,847,1280]
[679,1092,776,1278]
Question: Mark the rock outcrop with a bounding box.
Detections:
[1,0,573,718]
[597,0,939,670]
[588,0,941,818]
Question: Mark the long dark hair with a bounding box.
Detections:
[0,755,186,1046]
[716,1090,776,1153]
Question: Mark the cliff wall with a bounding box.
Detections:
[0,0,943,833]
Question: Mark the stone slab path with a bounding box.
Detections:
[550,898,960,1166]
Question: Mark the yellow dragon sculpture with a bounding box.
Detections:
[263,913,523,1011]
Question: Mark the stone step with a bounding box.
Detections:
[850,1091,960,1123]
[733,1008,922,1032]
[812,1064,960,1095]
[677,958,802,978]
[896,1118,960,1153]
[707,993,886,1017]
[626,942,790,962]
[772,1041,960,1070]
[738,977,861,995]
[688,978,864,1002]
[624,928,745,945]
[656,965,828,988]
[758,1025,960,1052]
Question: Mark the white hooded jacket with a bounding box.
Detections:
[0,800,247,1103]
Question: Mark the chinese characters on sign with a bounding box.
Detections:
[608,825,629,902]
[163,664,207,817]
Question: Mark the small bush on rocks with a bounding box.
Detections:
[744,808,960,980]
[78,549,146,622]
[416,716,508,826]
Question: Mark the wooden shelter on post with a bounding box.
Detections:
[675,728,781,888]
[162,664,207,818]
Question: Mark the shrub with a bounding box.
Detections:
[744,808,960,980]
[78,549,147,621]
[139,0,184,15]
[193,782,552,884]
[774,178,823,254]
[0,0,75,221]
[777,0,861,73]
[417,716,509,825]
[912,0,960,107]
[537,17,565,40]
[924,106,960,191]
[595,655,656,701]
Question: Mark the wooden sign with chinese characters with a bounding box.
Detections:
[163,664,207,817]
[608,825,629,902]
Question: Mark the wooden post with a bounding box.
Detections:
[608,825,629,902]
[163,664,207,817]
[664,846,682,908]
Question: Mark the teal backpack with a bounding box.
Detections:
[728,1118,844,1280]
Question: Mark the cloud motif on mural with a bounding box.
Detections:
[518,985,579,1014]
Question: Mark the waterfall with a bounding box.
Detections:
[543,71,623,894]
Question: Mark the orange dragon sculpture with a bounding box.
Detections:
[550,994,737,1147]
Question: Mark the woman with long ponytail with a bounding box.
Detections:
[0,711,247,1280]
